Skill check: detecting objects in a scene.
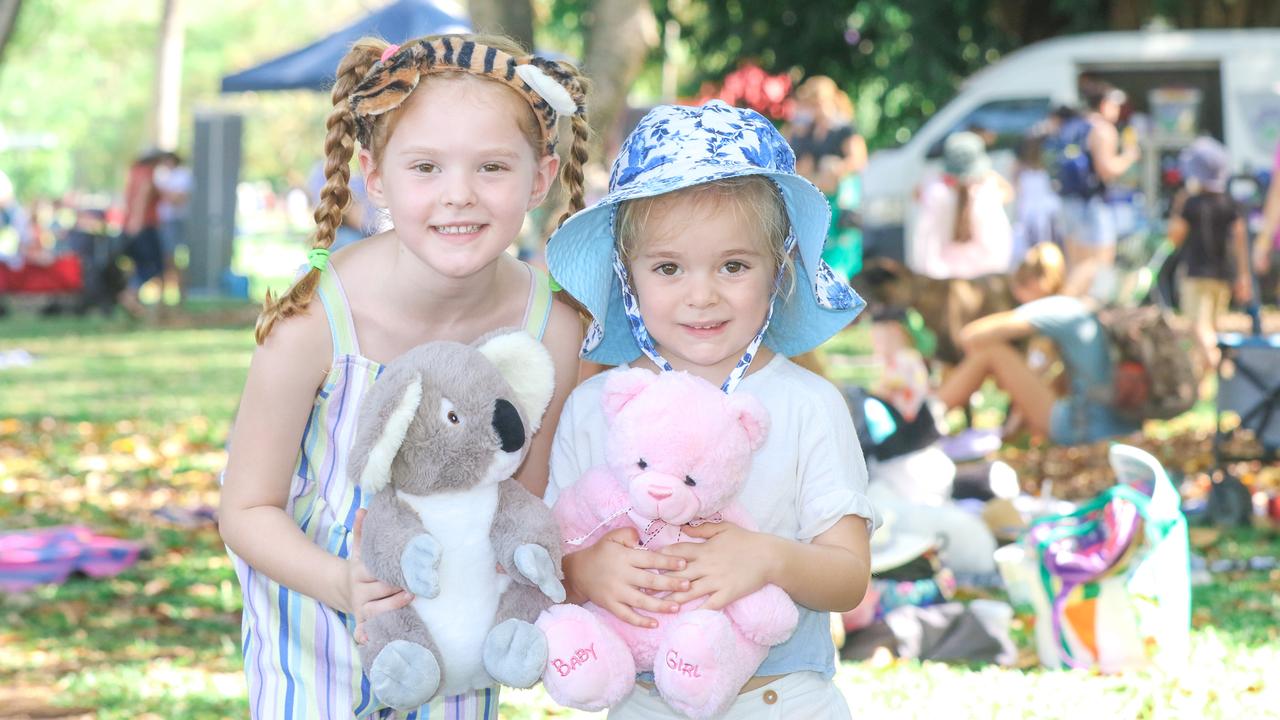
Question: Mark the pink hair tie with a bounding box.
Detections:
[379,44,401,63]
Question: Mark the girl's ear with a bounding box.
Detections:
[527,153,560,211]
[349,370,423,495]
[359,148,385,208]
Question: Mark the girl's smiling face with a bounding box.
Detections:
[362,75,557,279]
[627,191,776,385]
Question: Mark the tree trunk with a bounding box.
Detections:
[150,0,185,150]
[582,0,659,161]
[467,0,535,52]
[0,0,21,65]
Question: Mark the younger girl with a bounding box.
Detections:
[545,101,878,718]
[219,34,589,718]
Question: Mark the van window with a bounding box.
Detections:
[926,97,1052,158]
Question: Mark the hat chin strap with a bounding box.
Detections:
[610,229,795,395]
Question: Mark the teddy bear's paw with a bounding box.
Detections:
[369,639,440,710]
[483,618,547,688]
[538,605,635,710]
[514,544,566,602]
[400,533,442,598]
[654,611,735,719]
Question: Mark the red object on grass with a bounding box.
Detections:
[0,254,83,294]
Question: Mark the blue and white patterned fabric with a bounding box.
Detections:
[547,100,865,382]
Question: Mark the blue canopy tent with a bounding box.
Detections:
[219,0,471,93]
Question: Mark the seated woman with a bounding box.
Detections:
[934,243,1140,445]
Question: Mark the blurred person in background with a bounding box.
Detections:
[788,75,867,281]
[1058,80,1141,297]
[154,151,192,304]
[912,131,1013,279]
[1252,138,1280,302]
[1168,137,1251,377]
[120,150,164,317]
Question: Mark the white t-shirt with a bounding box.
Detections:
[546,355,879,541]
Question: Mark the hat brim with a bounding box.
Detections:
[548,163,865,365]
[870,530,936,574]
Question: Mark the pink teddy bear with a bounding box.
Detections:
[535,369,799,719]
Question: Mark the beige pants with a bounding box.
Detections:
[1180,276,1230,369]
[608,671,852,720]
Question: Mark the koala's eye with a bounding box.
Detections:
[637,459,648,470]
[684,476,696,487]
[440,399,462,426]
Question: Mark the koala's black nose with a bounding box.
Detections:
[492,399,525,453]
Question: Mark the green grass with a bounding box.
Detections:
[2,312,1278,718]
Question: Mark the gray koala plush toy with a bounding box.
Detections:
[348,329,566,711]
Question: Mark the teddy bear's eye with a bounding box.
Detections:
[447,411,460,425]
[684,476,696,487]
[637,459,647,470]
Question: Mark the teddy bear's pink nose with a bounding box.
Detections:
[647,487,673,501]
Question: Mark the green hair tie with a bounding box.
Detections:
[548,274,562,293]
[308,248,330,272]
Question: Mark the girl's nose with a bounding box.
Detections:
[441,172,477,208]
[686,275,718,307]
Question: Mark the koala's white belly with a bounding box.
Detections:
[399,484,510,696]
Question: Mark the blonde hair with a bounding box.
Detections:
[614,176,796,298]
[255,33,592,344]
[795,75,854,123]
[1013,242,1066,296]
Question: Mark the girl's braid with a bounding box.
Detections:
[254,42,383,344]
[554,63,591,228]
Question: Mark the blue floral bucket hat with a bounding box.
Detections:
[547,100,864,386]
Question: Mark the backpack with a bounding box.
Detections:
[1093,306,1200,421]
[1047,116,1102,198]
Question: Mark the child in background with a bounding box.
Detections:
[543,101,878,718]
[1168,137,1251,374]
[1011,132,1062,263]
[912,131,1014,280]
[218,34,589,718]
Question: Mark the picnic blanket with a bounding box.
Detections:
[0,525,144,592]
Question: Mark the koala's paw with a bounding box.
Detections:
[401,534,442,599]
[514,544,565,603]
[483,618,547,688]
[369,639,440,710]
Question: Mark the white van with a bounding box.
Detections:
[859,28,1280,266]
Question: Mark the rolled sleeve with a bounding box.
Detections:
[794,385,880,541]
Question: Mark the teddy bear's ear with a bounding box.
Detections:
[726,393,770,451]
[601,367,657,421]
[349,371,423,495]
[476,330,555,434]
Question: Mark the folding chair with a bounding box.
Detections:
[1215,327,1280,462]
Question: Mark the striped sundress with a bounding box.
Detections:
[229,262,554,719]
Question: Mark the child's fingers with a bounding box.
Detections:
[609,602,658,629]
[658,541,702,564]
[631,567,689,595]
[664,580,712,607]
[602,526,641,548]
[633,547,687,572]
[624,590,679,617]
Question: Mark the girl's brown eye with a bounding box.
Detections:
[447,411,460,424]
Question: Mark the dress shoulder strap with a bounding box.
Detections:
[521,263,554,341]
[314,266,362,359]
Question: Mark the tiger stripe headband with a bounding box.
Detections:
[349,36,586,154]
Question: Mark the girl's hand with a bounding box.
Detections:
[1255,240,1271,276]
[1235,274,1254,305]
[347,509,415,644]
[662,522,776,611]
[564,527,689,629]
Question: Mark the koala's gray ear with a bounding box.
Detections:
[349,371,423,495]
[476,331,555,434]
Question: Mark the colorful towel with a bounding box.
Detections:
[0,525,144,592]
